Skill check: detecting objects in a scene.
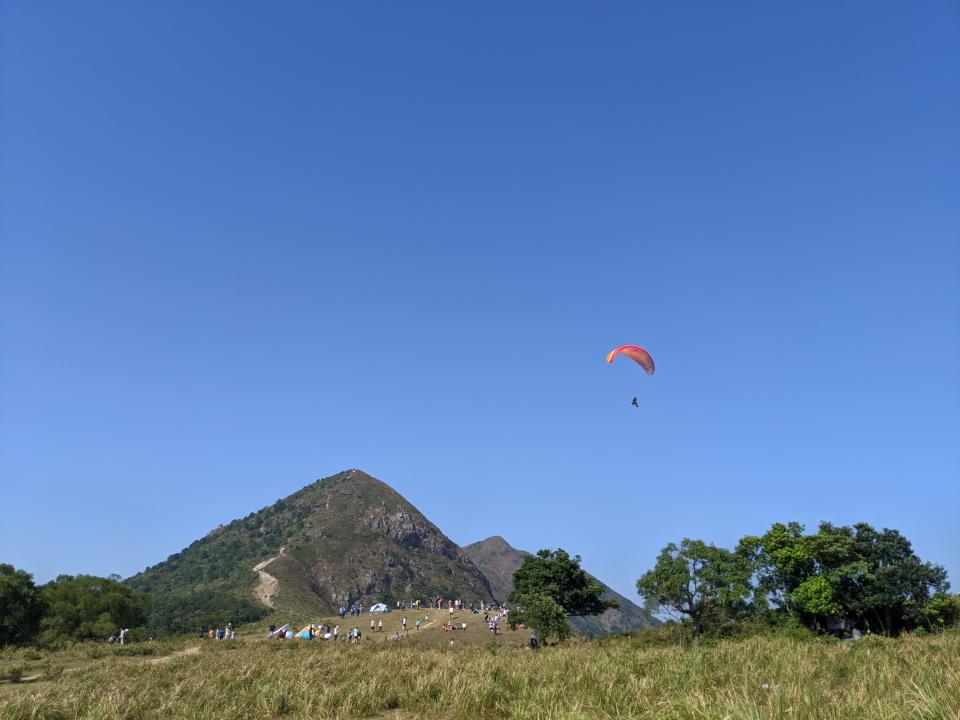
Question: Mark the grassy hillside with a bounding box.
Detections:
[127,470,494,634]
[463,535,658,637]
[4,631,959,718]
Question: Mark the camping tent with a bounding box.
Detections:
[369,603,389,613]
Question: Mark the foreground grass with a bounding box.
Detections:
[2,633,959,719]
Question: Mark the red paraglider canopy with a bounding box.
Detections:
[606,345,655,375]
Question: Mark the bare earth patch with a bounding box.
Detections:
[253,546,285,608]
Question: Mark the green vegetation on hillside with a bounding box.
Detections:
[125,496,309,634]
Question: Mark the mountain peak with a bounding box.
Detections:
[469,535,512,550]
[128,471,494,633]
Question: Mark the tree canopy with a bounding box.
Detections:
[636,540,752,641]
[508,592,571,644]
[0,564,47,646]
[640,522,955,639]
[509,549,616,618]
[40,575,151,645]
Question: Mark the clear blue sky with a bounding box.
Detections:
[2,2,958,602]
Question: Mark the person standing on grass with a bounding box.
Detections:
[378,619,383,632]
[371,618,375,633]
[333,624,339,641]
[415,618,420,631]
[402,616,407,632]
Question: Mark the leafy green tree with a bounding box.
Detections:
[636,539,752,642]
[509,549,615,618]
[833,523,948,635]
[0,564,47,646]
[737,522,812,615]
[508,592,571,644]
[40,575,150,645]
[921,594,960,631]
[738,521,951,635]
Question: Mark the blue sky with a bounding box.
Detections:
[2,2,958,602]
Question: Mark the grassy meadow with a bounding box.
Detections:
[2,629,959,720]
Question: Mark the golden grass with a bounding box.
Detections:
[2,633,959,719]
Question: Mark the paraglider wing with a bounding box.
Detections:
[606,345,655,375]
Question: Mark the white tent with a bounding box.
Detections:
[369,603,389,613]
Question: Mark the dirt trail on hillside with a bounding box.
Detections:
[147,645,201,665]
[253,547,285,607]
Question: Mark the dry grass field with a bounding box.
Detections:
[2,627,959,720]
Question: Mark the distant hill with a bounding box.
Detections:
[462,535,659,637]
[127,470,494,634]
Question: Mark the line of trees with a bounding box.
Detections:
[0,565,150,647]
[637,522,960,641]
[504,521,958,646]
[4,520,957,648]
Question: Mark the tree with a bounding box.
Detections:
[636,539,752,642]
[817,522,949,636]
[509,549,615,618]
[921,594,960,631]
[737,521,812,615]
[508,592,571,644]
[0,564,47,646]
[737,521,952,636]
[40,575,150,645]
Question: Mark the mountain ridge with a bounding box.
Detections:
[127,469,654,637]
[127,470,494,633]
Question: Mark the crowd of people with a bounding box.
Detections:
[338,605,366,618]
[198,623,236,640]
[200,597,519,646]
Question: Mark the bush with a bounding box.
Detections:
[922,594,960,630]
[112,645,157,657]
